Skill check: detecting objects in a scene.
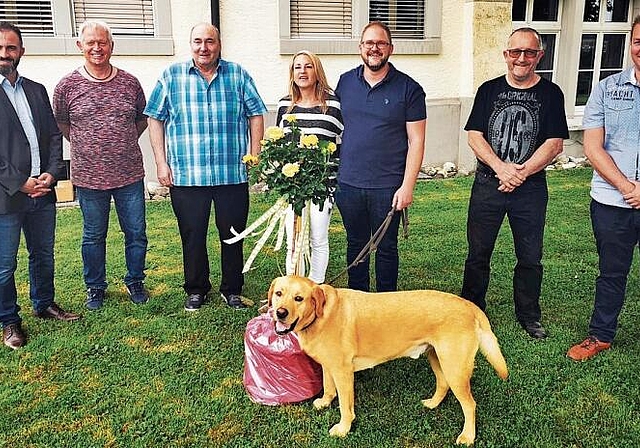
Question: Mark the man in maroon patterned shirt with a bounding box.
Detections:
[53,20,149,310]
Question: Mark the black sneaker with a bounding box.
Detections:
[126,281,149,305]
[221,293,249,310]
[86,288,105,311]
[184,293,206,312]
[521,321,548,339]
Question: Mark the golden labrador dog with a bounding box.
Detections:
[268,275,508,445]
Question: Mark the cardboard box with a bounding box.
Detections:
[55,180,74,202]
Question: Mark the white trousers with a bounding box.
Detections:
[285,198,333,284]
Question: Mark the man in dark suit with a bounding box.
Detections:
[0,21,81,350]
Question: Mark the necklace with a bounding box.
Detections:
[84,64,113,81]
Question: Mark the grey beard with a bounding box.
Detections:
[0,58,19,77]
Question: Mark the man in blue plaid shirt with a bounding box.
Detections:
[146,22,266,311]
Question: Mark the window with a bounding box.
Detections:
[0,0,173,55]
[512,0,561,82]
[369,0,424,39]
[512,0,634,117]
[576,0,630,105]
[73,0,154,36]
[0,0,53,35]
[290,0,352,38]
[279,0,442,54]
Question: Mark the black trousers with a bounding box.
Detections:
[170,183,249,297]
[461,171,548,324]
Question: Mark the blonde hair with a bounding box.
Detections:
[287,50,333,114]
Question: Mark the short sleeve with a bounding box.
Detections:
[582,81,605,130]
[52,79,70,125]
[144,77,169,121]
[242,70,267,117]
[464,81,489,133]
[405,80,427,122]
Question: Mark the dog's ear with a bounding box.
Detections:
[311,285,327,318]
[267,278,278,308]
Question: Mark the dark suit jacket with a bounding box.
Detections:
[0,76,64,214]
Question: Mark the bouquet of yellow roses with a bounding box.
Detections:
[243,115,338,216]
[225,115,338,274]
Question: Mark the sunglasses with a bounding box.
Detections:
[506,48,542,58]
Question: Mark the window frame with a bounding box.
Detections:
[278,0,442,55]
[512,0,563,83]
[18,0,173,55]
[513,0,640,121]
[574,0,633,110]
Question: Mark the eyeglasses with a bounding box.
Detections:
[506,48,542,58]
[361,40,391,49]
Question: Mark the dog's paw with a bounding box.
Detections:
[329,423,350,438]
[455,432,475,445]
[313,397,332,409]
[421,398,441,409]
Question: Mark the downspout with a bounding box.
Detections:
[211,0,220,31]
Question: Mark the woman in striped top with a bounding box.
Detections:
[276,50,344,284]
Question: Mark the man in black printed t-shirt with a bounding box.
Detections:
[460,27,569,339]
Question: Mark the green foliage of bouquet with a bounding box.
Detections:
[243,115,338,216]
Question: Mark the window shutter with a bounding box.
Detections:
[0,0,54,36]
[290,0,352,38]
[369,0,425,39]
[73,0,154,36]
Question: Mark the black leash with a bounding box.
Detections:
[328,207,409,285]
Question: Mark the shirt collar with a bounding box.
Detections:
[623,67,637,86]
[187,58,226,75]
[0,72,23,88]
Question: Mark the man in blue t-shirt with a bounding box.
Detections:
[335,21,427,292]
[461,27,568,339]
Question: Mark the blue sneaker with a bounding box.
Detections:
[126,281,148,305]
[86,288,105,310]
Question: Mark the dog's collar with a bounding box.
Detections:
[299,314,317,332]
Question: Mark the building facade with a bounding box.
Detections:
[3,0,638,178]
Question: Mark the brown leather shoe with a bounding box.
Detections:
[34,303,82,322]
[3,323,26,350]
[567,336,611,361]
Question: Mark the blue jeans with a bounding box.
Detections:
[461,171,548,324]
[0,197,56,326]
[588,200,640,343]
[77,180,147,290]
[335,183,401,292]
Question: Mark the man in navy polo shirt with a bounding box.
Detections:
[335,21,427,292]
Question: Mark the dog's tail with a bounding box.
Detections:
[475,310,509,380]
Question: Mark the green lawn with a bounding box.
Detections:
[2,167,639,447]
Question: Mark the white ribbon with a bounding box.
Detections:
[224,196,291,273]
[224,197,289,244]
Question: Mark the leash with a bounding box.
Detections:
[327,207,409,285]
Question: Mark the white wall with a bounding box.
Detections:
[220,0,468,108]
[16,0,516,181]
